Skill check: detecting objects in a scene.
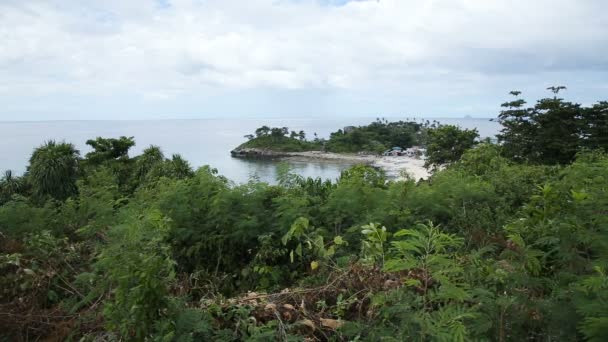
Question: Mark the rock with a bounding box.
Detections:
[230,147,288,159]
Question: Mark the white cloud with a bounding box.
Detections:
[0,0,607,119]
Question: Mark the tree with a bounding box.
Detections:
[135,145,165,182]
[167,154,194,179]
[547,85,567,94]
[497,88,600,164]
[424,125,478,169]
[270,127,286,140]
[496,91,535,162]
[0,170,24,204]
[85,136,135,164]
[255,126,270,137]
[298,130,306,141]
[532,96,582,164]
[581,101,608,151]
[147,154,194,181]
[28,140,80,202]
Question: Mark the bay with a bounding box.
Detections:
[0,117,500,184]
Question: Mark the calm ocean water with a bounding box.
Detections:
[0,117,499,184]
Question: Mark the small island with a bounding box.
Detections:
[231,119,441,179]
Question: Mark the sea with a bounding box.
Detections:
[0,117,500,184]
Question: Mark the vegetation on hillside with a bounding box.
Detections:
[239,126,320,152]
[498,87,608,164]
[1,88,608,341]
[324,119,428,153]
[237,119,433,154]
[424,125,479,170]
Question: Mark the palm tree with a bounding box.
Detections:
[135,145,165,181]
[28,140,80,201]
[1,170,22,193]
[168,154,194,179]
[0,170,24,203]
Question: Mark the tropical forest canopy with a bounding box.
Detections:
[1,89,608,341]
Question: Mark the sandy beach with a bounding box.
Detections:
[283,151,431,180]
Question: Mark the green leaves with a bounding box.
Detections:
[424,125,479,170]
[575,267,608,341]
[360,223,388,267]
[384,222,468,302]
[28,140,80,202]
[97,210,176,339]
[498,88,607,165]
[281,217,343,271]
[4,123,608,341]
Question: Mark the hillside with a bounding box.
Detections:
[2,91,608,341]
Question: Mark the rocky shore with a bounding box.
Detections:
[230,148,430,180]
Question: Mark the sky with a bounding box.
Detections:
[0,0,607,121]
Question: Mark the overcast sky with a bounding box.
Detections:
[1,0,607,121]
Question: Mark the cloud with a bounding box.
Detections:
[0,0,607,119]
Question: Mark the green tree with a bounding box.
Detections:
[497,87,606,164]
[146,154,194,181]
[85,136,135,164]
[424,125,478,169]
[135,145,164,182]
[0,170,24,204]
[28,140,80,202]
[255,126,270,137]
[496,92,535,162]
[270,127,287,140]
[97,210,176,340]
[532,95,582,164]
[581,101,608,151]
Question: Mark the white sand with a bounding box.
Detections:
[283,151,431,181]
[373,156,430,180]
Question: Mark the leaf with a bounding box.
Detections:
[507,233,526,248]
[334,236,345,245]
[404,278,421,287]
[296,243,303,258]
[23,268,36,276]
[384,258,417,272]
[310,260,319,270]
[290,250,294,263]
[394,229,414,237]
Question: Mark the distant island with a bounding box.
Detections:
[231,118,432,158]
[230,118,476,180]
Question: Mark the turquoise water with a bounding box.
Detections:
[0,117,500,184]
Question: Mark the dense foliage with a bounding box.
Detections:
[240,126,320,152]
[238,119,431,154]
[324,119,428,153]
[424,125,479,169]
[1,90,607,341]
[498,88,608,164]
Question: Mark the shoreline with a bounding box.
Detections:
[232,149,431,180]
